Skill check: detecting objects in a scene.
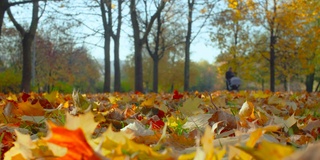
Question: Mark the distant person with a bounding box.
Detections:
[225,67,234,90]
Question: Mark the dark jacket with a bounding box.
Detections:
[225,71,234,80]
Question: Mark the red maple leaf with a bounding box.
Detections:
[172,90,183,100]
[148,119,165,130]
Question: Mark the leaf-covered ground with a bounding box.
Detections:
[1,90,320,159]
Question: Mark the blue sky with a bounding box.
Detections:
[88,32,219,63]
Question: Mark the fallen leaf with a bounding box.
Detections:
[273,114,297,132]
[237,141,295,160]
[121,121,154,136]
[15,101,45,116]
[182,114,212,131]
[4,130,36,160]
[180,97,203,116]
[45,122,102,160]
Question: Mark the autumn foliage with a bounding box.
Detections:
[2,90,320,159]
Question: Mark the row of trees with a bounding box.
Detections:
[0,25,220,93]
[0,27,102,93]
[0,0,319,93]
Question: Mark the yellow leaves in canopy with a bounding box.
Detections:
[200,7,207,14]
[111,3,116,9]
[228,0,239,9]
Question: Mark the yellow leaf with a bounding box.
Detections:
[4,130,36,160]
[108,96,119,104]
[246,125,280,148]
[141,95,156,107]
[178,152,196,160]
[238,141,295,160]
[72,92,90,111]
[239,101,255,119]
[6,93,18,101]
[198,126,226,160]
[252,90,270,99]
[43,91,59,103]
[180,97,203,116]
[257,110,269,125]
[246,128,263,148]
[64,111,99,143]
[100,126,171,159]
[228,145,252,160]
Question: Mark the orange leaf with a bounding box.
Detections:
[15,101,45,116]
[45,122,101,160]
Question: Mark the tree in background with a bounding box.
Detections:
[214,0,254,87]
[0,27,22,93]
[0,25,102,93]
[99,0,112,92]
[191,60,217,91]
[183,0,217,91]
[7,0,43,92]
[129,0,167,92]
[145,12,164,93]
[0,0,40,37]
[112,0,125,92]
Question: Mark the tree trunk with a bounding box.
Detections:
[153,58,159,93]
[283,76,287,91]
[114,38,120,92]
[100,0,111,92]
[21,33,33,92]
[1,0,35,37]
[113,0,123,92]
[130,0,143,92]
[184,0,194,92]
[7,0,39,92]
[306,72,315,92]
[103,35,111,92]
[270,34,276,92]
[130,0,166,92]
[0,0,9,37]
[134,43,144,92]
